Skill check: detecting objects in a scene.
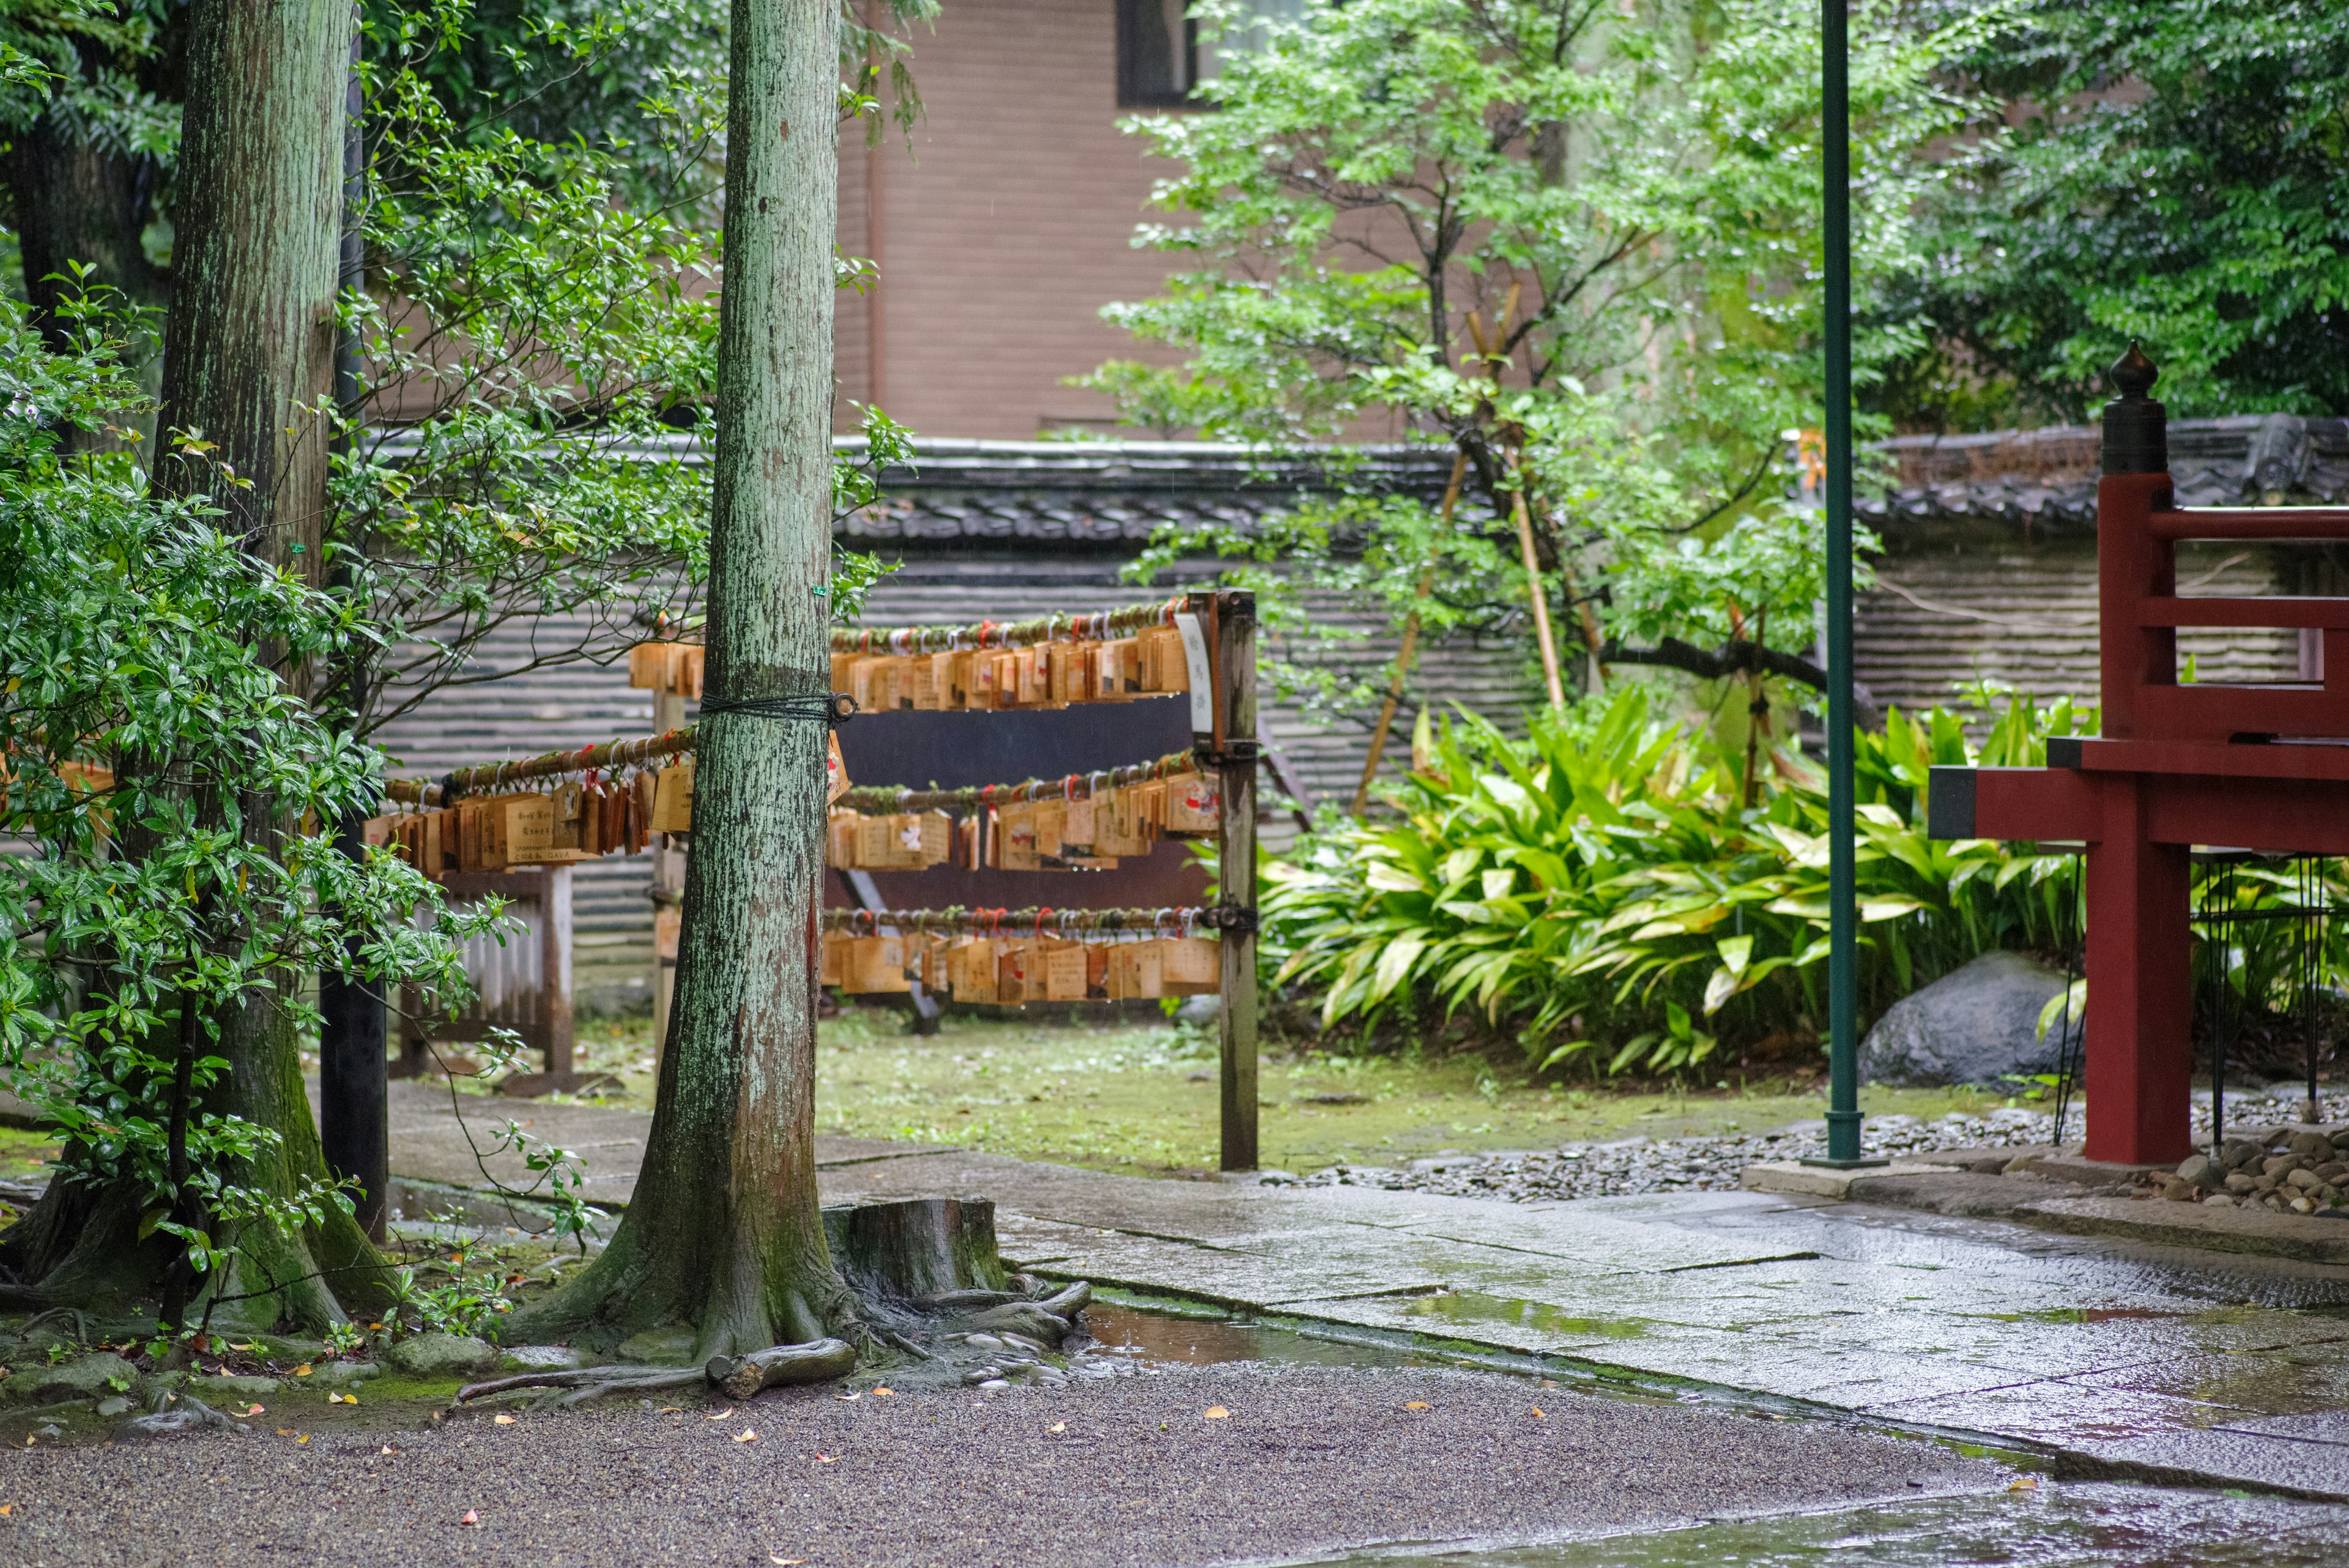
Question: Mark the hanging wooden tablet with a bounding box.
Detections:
[997,940,1044,1004]
[1042,938,1088,1002]
[650,759,694,833]
[830,650,860,691]
[1085,943,1111,998]
[998,802,1041,871]
[1092,787,1149,857]
[1167,776,1220,838]
[626,773,650,853]
[551,780,585,850]
[952,936,998,1003]
[505,793,560,864]
[1162,932,1221,996]
[1060,795,1096,853]
[827,812,857,867]
[1106,941,1162,1000]
[847,934,911,994]
[1032,801,1066,864]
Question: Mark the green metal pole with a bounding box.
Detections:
[1820,0,1864,1166]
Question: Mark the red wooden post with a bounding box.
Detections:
[2083,778,2194,1164]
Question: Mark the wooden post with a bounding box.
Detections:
[650,685,688,1060]
[1214,589,1260,1172]
[542,864,575,1078]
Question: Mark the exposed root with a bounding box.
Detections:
[18,1306,90,1341]
[705,1338,856,1400]
[880,1328,936,1361]
[455,1365,708,1404]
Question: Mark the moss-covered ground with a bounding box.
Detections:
[555,1006,2038,1178]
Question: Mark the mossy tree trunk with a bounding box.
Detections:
[6,0,382,1332]
[507,0,847,1359]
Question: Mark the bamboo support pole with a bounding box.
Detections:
[822,905,1221,935]
[1512,481,1568,710]
[829,596,1188,656]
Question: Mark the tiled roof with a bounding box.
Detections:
[834,440,1457,548]
[1863,415,2349,535]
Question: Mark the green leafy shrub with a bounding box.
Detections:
[1264,686,2098,1075]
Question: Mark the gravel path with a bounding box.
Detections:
[0,1365,2005,1567]
[1279,1091,2349,1203]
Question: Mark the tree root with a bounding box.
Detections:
[456,1336,857,1408]
[455,1365,708,1404]
[705,1338,856,1401]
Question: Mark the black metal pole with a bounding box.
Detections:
[1820,0,1864,1166]
[319,23,388,1239]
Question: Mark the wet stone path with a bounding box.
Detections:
[376,1084,2349,1505]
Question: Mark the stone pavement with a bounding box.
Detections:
[384,1082,2349,1502]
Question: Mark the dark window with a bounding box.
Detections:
[1117,0,1197,108]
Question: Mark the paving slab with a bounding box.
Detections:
[381,1091,2349,1500]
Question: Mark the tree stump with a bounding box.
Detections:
[823,1197,1008,1302]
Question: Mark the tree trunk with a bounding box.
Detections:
[7,115,169,341]
[506,0,846,1360]
[155,0,374,1331]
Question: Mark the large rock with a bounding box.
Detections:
[1860,951,2072,1087]
[11,1351,138,1406]
[383,1333,499,1379]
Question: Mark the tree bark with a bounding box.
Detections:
[507,0,848,1360]
[155,0,376,1330]
[7,115,169,342]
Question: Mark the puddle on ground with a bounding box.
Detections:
[1400,1293,1649,1340]
[1082,1303,1432,1369]
[1293,1482,2349,1567]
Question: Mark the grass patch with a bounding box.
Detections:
[566,1006,2033,1178]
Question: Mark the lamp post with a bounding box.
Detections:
[1809,0,1878,1170]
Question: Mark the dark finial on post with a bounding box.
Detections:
[2100,340,2168,477]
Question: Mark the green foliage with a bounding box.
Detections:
[1263,685,2098,1076]
[1094,0,1969,699]
[336,9,906,731]
[0,289,491,1285]
[1890,0,2349,423]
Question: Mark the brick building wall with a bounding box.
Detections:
[834,0,1194,439]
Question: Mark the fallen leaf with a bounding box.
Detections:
[2008,1476,2039,1493]
[870,1388,895,1398]
[1531,1406,1546,1419]
[1,1504,12,1516]
[380,1446,398,1455]
[1540,1379,1558,1389]
[276,1429,294,1436]
[1202,1406,1229,1419]
[328,1393,358,1405]
[366,1323,384,1332]
[294,1364,313,1377]
[771,1558,806,1565]
[836,1392,861,1402]
[706,1408,733,1421]
[238,1404,265,1417]
[230,1342,258,1351]
[492,1414,516,1425]
[1047,1422,1066,1433]
[657,1407,683,1415]
[294,1434,310,1444]
[460,1509,480,1527]
[812,1453,836,1464]
[734,1429,758,1443]
[1403,1402,1431,1411]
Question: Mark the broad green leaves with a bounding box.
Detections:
[1263,685,2098,1075]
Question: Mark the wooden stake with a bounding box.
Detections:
[1512,477,1567,710]
[1215,589,1259,1173]
[1351,284,1520,814]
